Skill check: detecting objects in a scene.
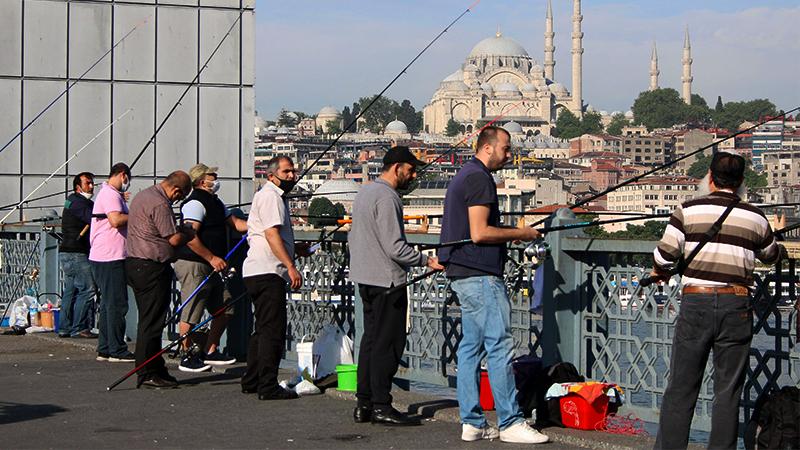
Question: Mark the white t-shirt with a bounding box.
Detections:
[242,181,294,281]
[181,198,232,223]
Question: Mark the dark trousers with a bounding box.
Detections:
[655,294,753,450]
[91,260,129,357]
[356,283,408,411]
[241,274,287,394]
[125,258,173,380]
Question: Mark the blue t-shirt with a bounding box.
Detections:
[438,158,505,277]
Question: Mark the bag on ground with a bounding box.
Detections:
[312,324,353,379]
[744,386,800,450]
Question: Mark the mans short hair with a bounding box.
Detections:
[73,172,94,191]
[475,126,510,153]
[165,170,192,194]
[265,156,293,176]
[710,151,745,189]
[109,162,131,179]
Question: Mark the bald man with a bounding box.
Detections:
[126,171,195,388]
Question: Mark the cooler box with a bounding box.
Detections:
[479,369,495,411]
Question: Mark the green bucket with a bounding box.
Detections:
[336,364,358,391]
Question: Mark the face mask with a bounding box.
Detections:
[79,191,92,200]
[120,178,130,193]
[210,180,220,194]
[275,177,296,194]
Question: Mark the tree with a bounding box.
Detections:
[325,120,342,135]
[445,118,461,137]
[341,106,353,132]
[357,95,400,133]
[293,111,308,121]
[713,99,777,131]
[277,108,297,127]
[714,96,724,113]
[553,109,582,139]
[396,99,422,134]
[631,88,690,130]
[334,202,346,218]
[581,111,603,135]
[606,113,630,136]
[308,197,339,227]
[687,152,711,179]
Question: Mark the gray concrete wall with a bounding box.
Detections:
[0,0,255,219]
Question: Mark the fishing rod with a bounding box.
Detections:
[420,213,671,250]
[0,190,70,212]
[130,10,244,170]
[108,290,249,391]
[163,235,248,326]
[0,18,150,156]
[296,0,482,183]
[227,190,361,209]
[1,109,133,225]
[528,107,800,229]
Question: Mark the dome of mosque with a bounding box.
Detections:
[502,121,524,134]
[468,33,529,58]
[385,120,409,135]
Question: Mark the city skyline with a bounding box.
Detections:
[255,0,800,121]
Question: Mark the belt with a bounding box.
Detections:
[682,285,749,297]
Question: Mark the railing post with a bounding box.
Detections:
[38,228,59,296]
[540,208,584,366]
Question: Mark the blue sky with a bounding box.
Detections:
[254,0,800,120]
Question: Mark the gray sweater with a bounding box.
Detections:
[348,178,428,288]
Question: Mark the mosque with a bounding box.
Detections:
[422,0,695,137]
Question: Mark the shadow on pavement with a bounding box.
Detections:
[0,401,68,425]
[407,399,459,418]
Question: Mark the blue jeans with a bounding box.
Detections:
[91,260,129,356]
[59,252,96,336]
[451,275,524,430]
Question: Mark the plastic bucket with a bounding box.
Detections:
[479,369,495,411]
[336,364,358,391]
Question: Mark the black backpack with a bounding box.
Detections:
[745,387,800,450]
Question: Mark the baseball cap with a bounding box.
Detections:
[188,163,218,184]
[382,146,424,167]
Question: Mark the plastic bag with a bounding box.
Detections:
[313,324,354,379]
[9,296,35,327]
[297,335,320,378]
[295,379,321,396]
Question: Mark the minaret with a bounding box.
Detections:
[649,41,659,91]
[681,26,693,104]
[544,0,555,80]
[571,0,583,117]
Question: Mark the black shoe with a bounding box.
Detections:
[159,372,178,384]
[179,353,211,373]
[258,387,299,400]
[108,352,135,363]
[242,386,258,394]
[371,408,420,426]
[74,330,98,339]
[139,375,178,389]
[203,350,236,366]
[58,332,71,338]
[353,406,372,423]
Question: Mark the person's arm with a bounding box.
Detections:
[185,220,226,271]
[374,197,428,267]
[167,226,195,247]
[152,203,193,248]
[265,226,302,289]
[106,211,128,229]
[468,205,540,244]
[650,207,685,279]
[226,215,248,233]
[755,218,781,265]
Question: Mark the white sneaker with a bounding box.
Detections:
[499,421,549,444]
[461,423,500,442]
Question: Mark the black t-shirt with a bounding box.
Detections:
[438,158,505,277]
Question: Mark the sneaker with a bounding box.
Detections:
[499,421,549,444]
[108,352,135,363]
[462,423,500,441]
[96,353,110,362]
[203,350,236,366]
[179,354,211,373]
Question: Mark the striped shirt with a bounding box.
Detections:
[653,190,780,287]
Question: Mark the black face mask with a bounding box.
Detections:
[275,177,296,195]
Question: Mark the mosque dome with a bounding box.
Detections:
[549,83,568,95]
[314,179,359,202]
[502,121,524,134]
[277,126,290,134]
[521,83,537,92]
[611,110,621,116]
[480,84,494,94]
[318,106,339,117]
[530,65,544,76]
[468,33,529,58]
[385,120,409,135]
[463,63,479,73]
[267,125,278,132]
[599,110,609,116]
[624,110,634,119]
[495,82,520,95]
[442,70,464,82]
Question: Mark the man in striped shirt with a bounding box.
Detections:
[652,152,784,450]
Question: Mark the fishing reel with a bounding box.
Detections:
[524,240,551,268]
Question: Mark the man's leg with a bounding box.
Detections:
[654,297,714,450]
[241,276,263,392]
[367,285,408,412]
[451,277,488,428]
[356,284,376,409]
[483,276,524,430]
[126,259,171,382]
[104,261,130,357]
[58,253,77,336]
[70,254,96,335]
[708,296,752,450]
[91,262,109,356]
[203,280,231,355]
[258,275,287,395]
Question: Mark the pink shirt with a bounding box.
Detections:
[89,182,129,262]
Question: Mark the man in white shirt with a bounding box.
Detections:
[241,156,310,400]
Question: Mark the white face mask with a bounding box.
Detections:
[120,177,130,193]
[79,191,92,200]
[210,180,220,194]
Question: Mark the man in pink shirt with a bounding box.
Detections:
[89,163,133,363]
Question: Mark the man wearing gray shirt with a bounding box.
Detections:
[349,146,443,426]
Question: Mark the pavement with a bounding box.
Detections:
[0,332,672,449]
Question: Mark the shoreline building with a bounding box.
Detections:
[423,0,585,137]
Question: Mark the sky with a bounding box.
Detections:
[254,0,800,121]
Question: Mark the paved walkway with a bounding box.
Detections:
[0,333,667,449]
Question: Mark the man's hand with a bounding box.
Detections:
[208,255,227,272]
[123,191,131,202]
[426,256,445,271]
[288,265,302,290]
[522,227,542,242]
